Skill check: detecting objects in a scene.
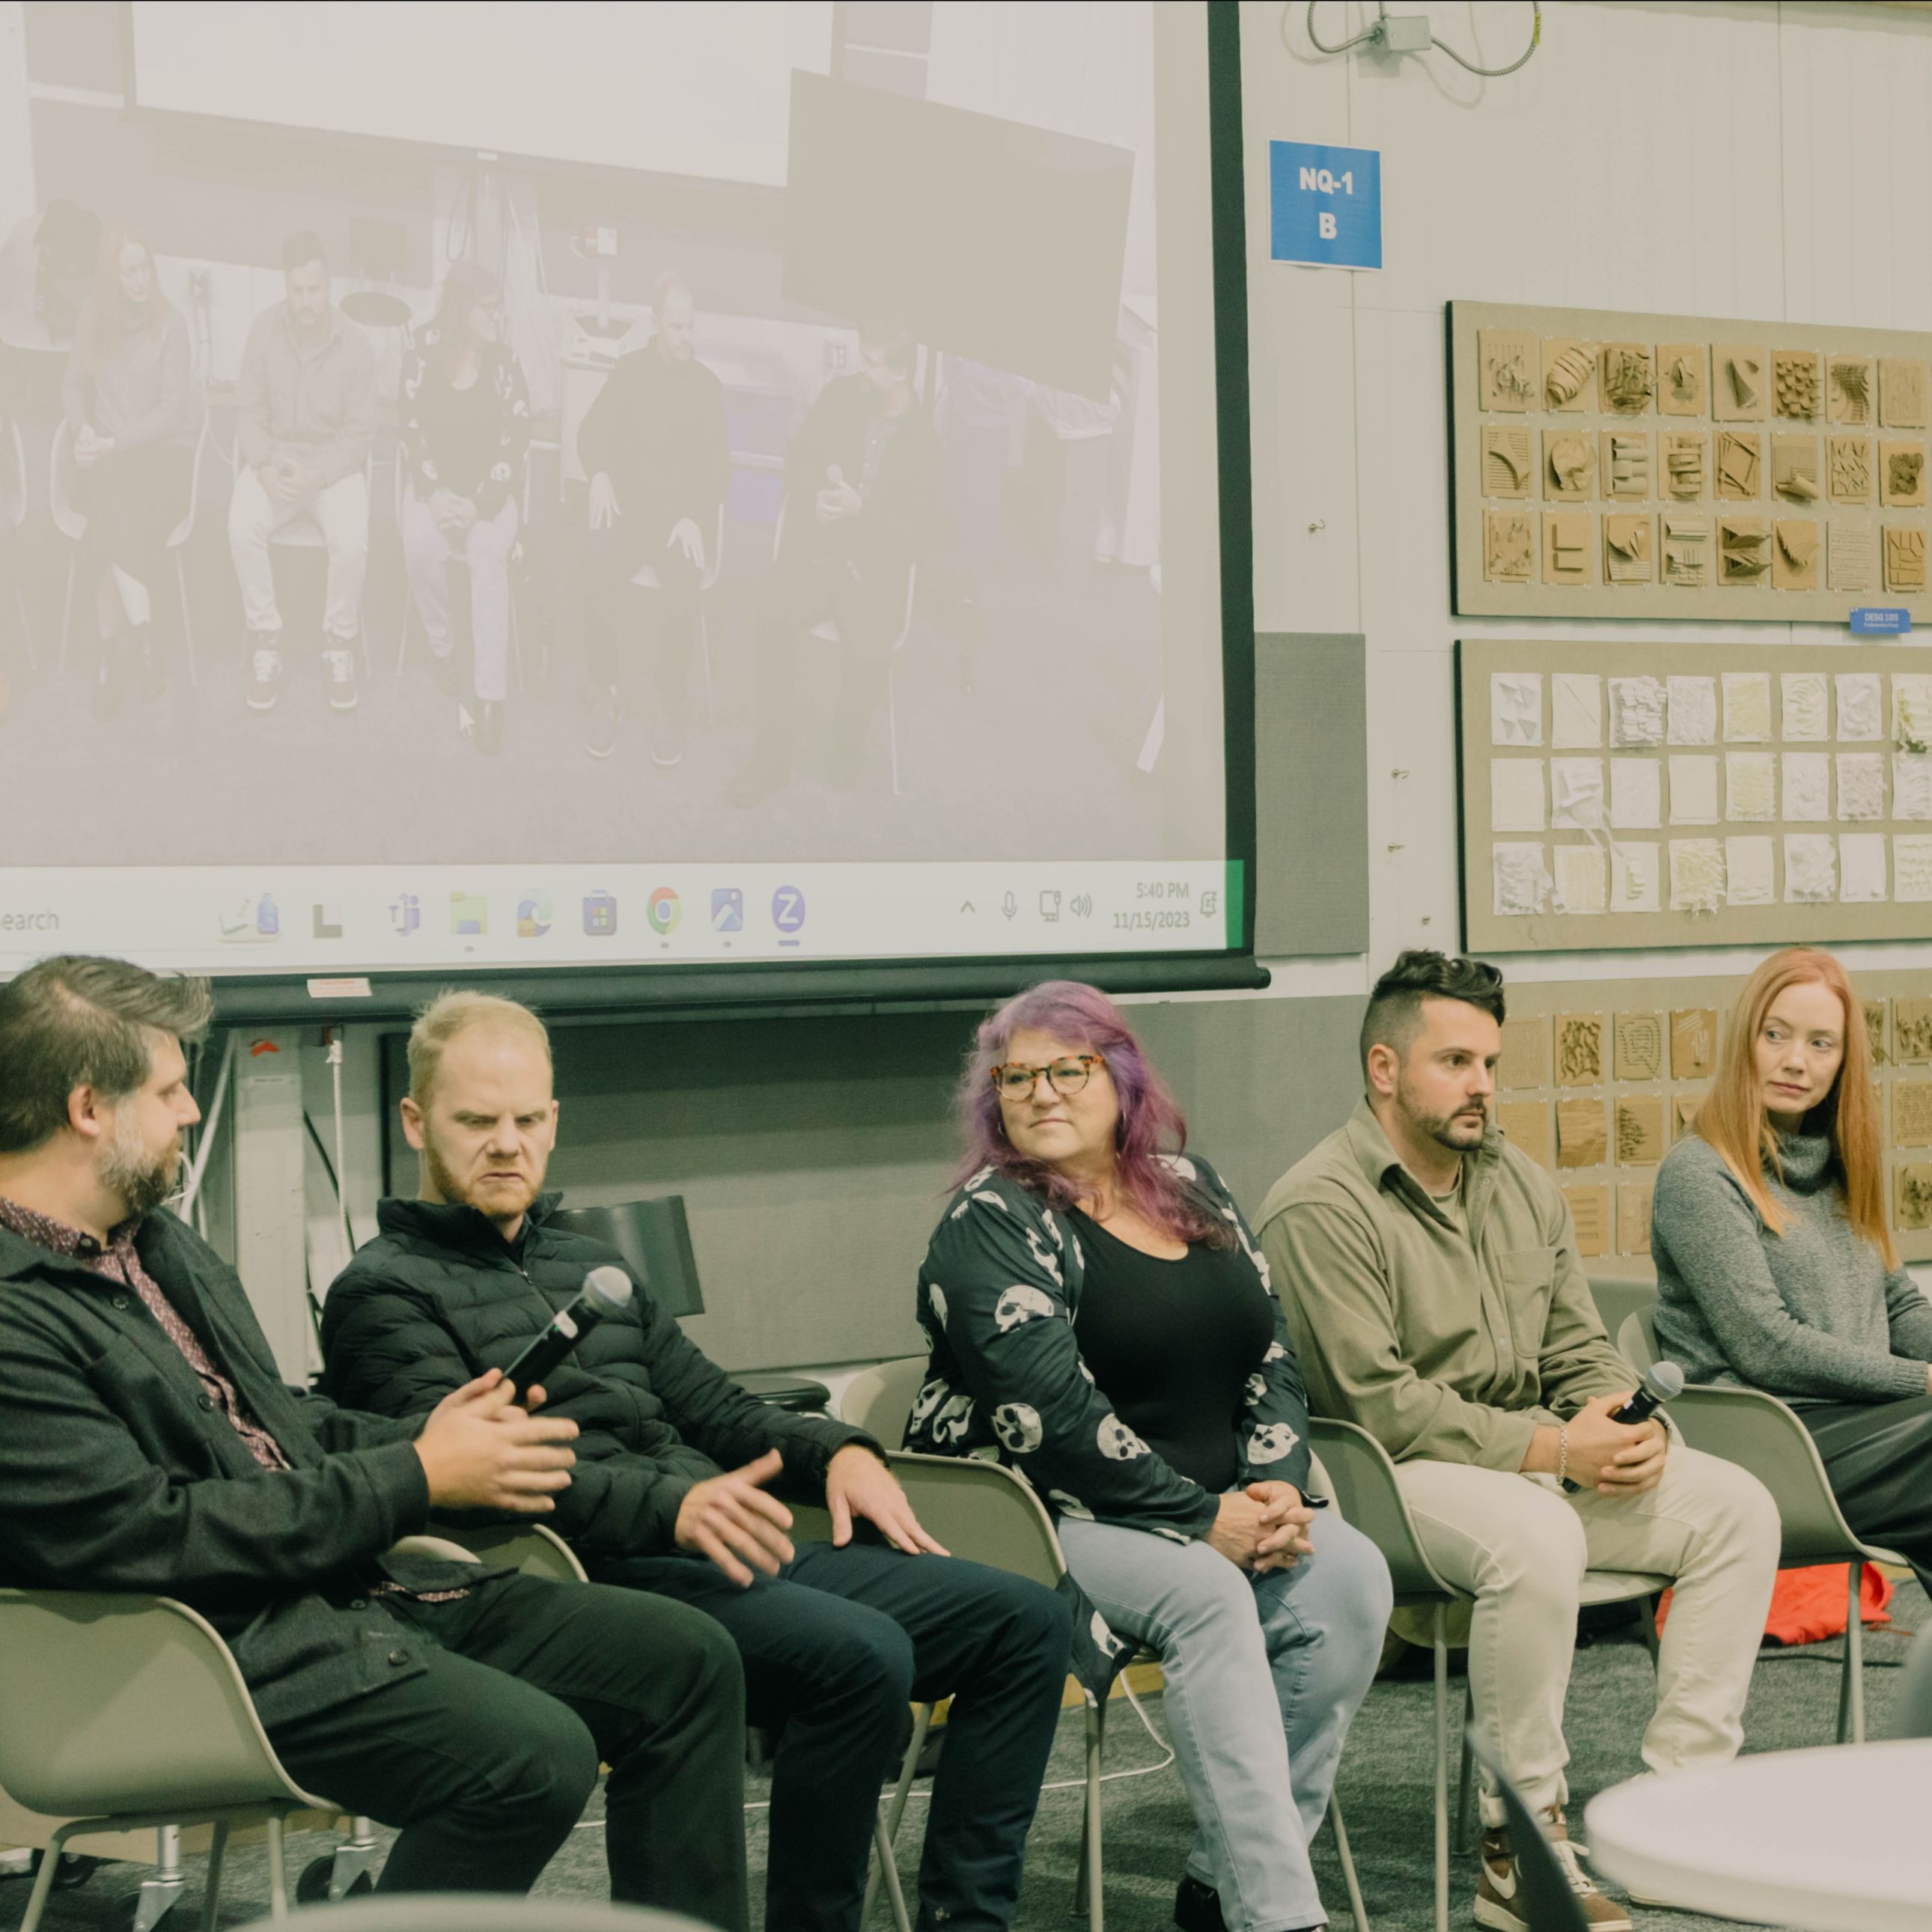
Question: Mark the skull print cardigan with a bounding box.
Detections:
[906,1153,1316,1689]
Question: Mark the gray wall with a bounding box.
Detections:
[383,991,1368,1371]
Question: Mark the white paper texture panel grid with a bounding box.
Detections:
[1609,677,1666,748]
[1780,672,1830,742]
[1490,759,1547,832]
[1549,759,1605,829]
[1611,843,1660,912]
[1783,752,1832,821]
[1839,833,1889,903]
[1721,671,1773,743]
[1897,753,1932,821]
[1666,677,1717,746]
[1896,835,1932,902]
[1896,675,1932,750]
[1669,839,1724,913]
[1609,758,1663,829]
[1551,674,1603,749]
[1492,843,1549,916]
[1552,844,1607,915]
[1724,752,1776,822]
[1784,833,1838,903]
[1725,837,1775,905]
[1490,673,1544,746]
[1835,672,1885,741]
[1668,755,1719,824]
[1835,752,1887,822]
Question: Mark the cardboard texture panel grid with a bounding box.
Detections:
[1460,637,1932,951]
[1493,972,1932,1264]
[1451,300,1932,621]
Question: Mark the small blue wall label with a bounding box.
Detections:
[1850,608,1913,635]
[1270,141,1382,271]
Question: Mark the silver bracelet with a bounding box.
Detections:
[1558,1424,1568,1487]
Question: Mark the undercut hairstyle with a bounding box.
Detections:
[1359,949,1507,1077]
[0,956,213,1155]
[282,228,327,275]
[407,990,552,1107]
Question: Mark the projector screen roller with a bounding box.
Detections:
[1,1,1252,1007]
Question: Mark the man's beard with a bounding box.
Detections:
[101,1112,183,1220]
[1397,1077,1487,1154]
[423,1129,538,1217]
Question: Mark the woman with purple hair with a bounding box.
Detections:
[909,981,1392,1932]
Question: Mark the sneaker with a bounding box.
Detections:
[91,639,122,719]
[585,689,621,761]
[478,700,502,755]
[323,642,359,712]
[247,636,281,713]
[647,704,685,768]
[1475,1806,1630,1932]
[1172,1875,1225,1932]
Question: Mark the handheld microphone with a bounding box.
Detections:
[501,1265,633,1401]
[1609,1361,1685,1427]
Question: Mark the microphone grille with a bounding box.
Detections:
[584,1264,635,1312]
[1647,1362,1686,1400]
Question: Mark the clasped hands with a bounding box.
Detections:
[674,1442,949,1588]
[1205,1481,1317,1573]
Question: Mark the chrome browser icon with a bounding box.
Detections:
[647,887,682,936]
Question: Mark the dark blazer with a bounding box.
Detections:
[0,1210,492,1728]
[320,1194,874,1567]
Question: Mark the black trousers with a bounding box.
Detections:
[597,1540,1073,1932]
[75,440,194,608]
[265,1575,749,1930]
[1800,1392,1932,1596]
[582,511,702,701]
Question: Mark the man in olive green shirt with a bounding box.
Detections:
[1256,951,1779,1932]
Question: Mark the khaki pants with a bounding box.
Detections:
[1395,1446,1779,1824]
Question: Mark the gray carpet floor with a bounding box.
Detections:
[5,1580,1922,1931]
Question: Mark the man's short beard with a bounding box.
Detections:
[100,1111,182,1221]
[1395,1076,1487,1155]
[422,1127,539,1218]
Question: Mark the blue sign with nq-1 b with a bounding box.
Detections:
[1269,141,1382,270]
[1850,608,1913,635]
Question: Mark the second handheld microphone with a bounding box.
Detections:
[502,1265,634,1400]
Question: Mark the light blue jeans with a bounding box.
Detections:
[1058,1509,1391,1932]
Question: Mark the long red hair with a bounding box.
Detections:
[83,222,165,373]
[1697,948,1894,1266]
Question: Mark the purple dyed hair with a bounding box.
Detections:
[953,980,1232,1249]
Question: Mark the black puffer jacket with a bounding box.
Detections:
[320,1194,872,1563]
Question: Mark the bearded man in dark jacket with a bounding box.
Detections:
[320,988,1072,1932]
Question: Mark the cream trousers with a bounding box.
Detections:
[1395,1445,1779,1824]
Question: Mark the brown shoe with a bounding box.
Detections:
[1475,1803,1631,1932]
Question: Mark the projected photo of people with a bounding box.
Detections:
[5,1,1212,883]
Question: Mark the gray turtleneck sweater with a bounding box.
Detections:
[1652,1129,1932,1404]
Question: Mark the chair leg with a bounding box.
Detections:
[1084,1695,1106,1932]
[1433,1605,1450,1932]
[134,1825,186,1932]
[15,581,34,673]
[198,1822,229,1932]
[176,553,197,686]
[16,1821,74,1932]
[1329,1792,1371,1932]
[59,555,74,675]
[266,1814,289,1921]
[1638,1593,1662,1668]
[870,1805,914,1932]
[862,1703,933,1928]
[1841,1562,1867,1745]
[1454,1682,1475,1854]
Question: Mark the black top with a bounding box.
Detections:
[1069,1211,1279,1493]
[399,329,531,516]
[575,344,729,532]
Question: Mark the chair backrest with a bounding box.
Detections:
[48,419,82,536]
[839,1355,927,1448]
[236,1899,710,1932]
[1892,1624,1932,1739]
[1308,1417,1460,1604]
[166,411,213,548]
[0,1591,323,1818]
[884,1451,1066,1594]
[549,1197,704,1319]
[1589,1276,1657,1356]
[405,1523,588,1585]
[1462,1728,1591,1931]
[1616,1307,1659,1371]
